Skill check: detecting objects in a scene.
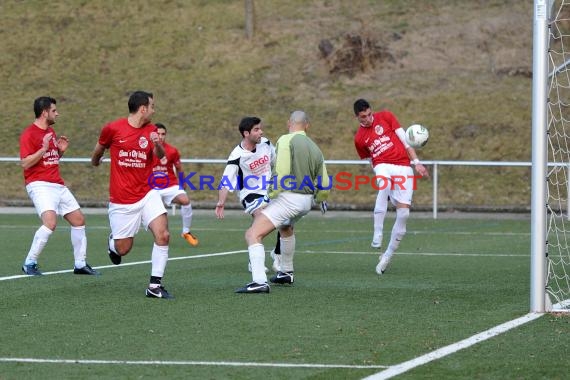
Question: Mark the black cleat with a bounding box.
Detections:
[108,250,121,265]
[270,271,294,285]
[145,286,174,299]
[235,282,270,293]
[22,263,43,276]
[74,264,100,275]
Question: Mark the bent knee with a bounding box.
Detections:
[115,239,133,256]
[174,195,190,206]
[155,230,170,245]
[279,225,294,237]
[245,228,262,244]
[44,222,57,231]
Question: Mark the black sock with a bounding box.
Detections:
[274,231,281,255]
[150,276,162,287]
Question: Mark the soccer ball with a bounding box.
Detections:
[405,124,429,148]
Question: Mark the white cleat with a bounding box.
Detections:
[371,241,381,249]
[270,249,281,272]
[375,254,392,275]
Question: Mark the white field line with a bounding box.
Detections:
[0,248,555,374]
[0,247,388,370]
[0,357,386,369]
[1,250,528,282]
[0,250,246,281]
[361,313,544,380]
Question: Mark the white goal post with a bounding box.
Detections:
[532,0,570,312]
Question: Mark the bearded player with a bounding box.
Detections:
[20,96,98,276]
[91,91,174,299]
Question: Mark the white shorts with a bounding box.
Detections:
[108,190,167,239]
[261,192,312,228]
[26,181,80,217]
[373,163,415,205]
[157,185,187,206]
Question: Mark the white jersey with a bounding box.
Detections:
[220,137,276,202]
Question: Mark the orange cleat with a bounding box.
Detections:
[181,232,199,246]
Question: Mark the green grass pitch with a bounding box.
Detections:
[0,210,568,379]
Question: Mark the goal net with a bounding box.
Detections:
[545,0,570,311]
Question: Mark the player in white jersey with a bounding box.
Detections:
[215,116,281,272]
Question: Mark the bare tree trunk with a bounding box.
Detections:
[245,0,254,40]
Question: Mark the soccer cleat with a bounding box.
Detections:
[270,249,281,272]
[145,286,174,299]
[269,271,294,285]
[22,263,43,276]
[108,250,121,265]
[371,240,381,249]
[73,264,100,275]
[181,232,199,246]
[247,261,269,273]
[235,282,270,293]
[376,254,392,275]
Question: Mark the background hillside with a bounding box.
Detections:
[0,0,533,210]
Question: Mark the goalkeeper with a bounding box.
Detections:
[235,110,329,294]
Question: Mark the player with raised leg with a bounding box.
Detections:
[91,91,174,299]
[353,98,429,275]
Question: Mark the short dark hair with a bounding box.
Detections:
[353,98,371,115]
[128,91,153,113]
[33,96,56,118]
[155,122,167,132]
[238,116,261,137]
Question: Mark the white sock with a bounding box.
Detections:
[25,225,53,265]
[108,234,118,254]
[71,225,87,268]
[384,208,409,258]
[248,243,267,284]
[279,235,296,272]
[181,204,193,234]
[151,243,169,277]
[373,189,388,243]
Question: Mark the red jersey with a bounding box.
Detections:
[151,142,181,187]
[19,124,64,185]
[98,118,158,204]
[354,110,409,167]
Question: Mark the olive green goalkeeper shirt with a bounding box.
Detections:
[268,130,330,202]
